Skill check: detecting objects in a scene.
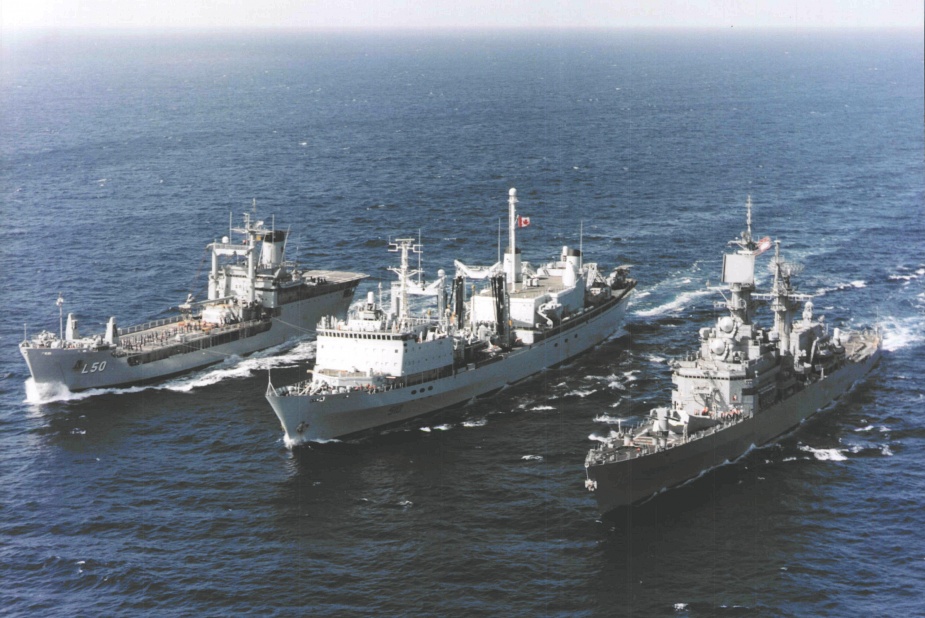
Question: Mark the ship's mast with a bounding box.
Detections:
[722,196,759,325]
[769,241,791,354]
[507,188,518,293]
[209,211,260,301]
[417,228,423,287]
[579,220,584,270]
[57,293,64,340]
[243,213,256,303]
[745,194,753,245]
[761,240,811,356]
[388,238,422,327]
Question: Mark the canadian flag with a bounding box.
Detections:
[753,236,772,255]
[517,215,531,228]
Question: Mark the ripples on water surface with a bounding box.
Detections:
[1,30,923,616]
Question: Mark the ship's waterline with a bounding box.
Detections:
[20,213,366,392]
[585,200,882,513]
[267,188,636,444]
[270,295,630,443]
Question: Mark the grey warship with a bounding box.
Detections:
[21,213,366,393]
[584,198,882,514]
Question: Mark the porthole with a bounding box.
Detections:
[411,390,417,394]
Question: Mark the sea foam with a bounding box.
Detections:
[799,445,848,461]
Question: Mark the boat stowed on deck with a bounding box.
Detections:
[20,213,366,392]
[583,198,882,513]
[266,188,636,444]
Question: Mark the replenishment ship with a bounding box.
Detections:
[266,188,636,444]
[584,199,881,513]
[21,213,366,392]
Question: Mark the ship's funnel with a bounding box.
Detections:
[260,229,288,268]
[561,247,581,287]
[504,246,522,284]
[390,281,401,317]
[104,317,118,345]
[655,408,669,434]
[65,313,78,341]
[563,261,578,288]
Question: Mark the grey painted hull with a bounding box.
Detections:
[268,295,631,444]
[586,348,882,514]
[21,290,353,392]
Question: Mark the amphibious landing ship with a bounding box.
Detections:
[266,188,636,445]
[584,199,881,514]
[21,213,366,392]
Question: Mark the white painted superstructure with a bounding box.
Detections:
[266,188,636,444]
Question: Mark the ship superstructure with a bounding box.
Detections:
[21,213,366,392]
[266,188,637,444]
[584,198,882,513]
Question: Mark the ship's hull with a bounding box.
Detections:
[268,293,632,444]
[21,288,355,392]
[586,348,882,514]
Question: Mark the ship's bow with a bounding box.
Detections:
[20,345,69,386]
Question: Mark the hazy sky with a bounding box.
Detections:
[2,0,922,32]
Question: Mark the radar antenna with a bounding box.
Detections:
[388,238,423,325]
[755,241,813,355]
[769,258,804,281]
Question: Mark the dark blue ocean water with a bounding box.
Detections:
[1,30,923,616]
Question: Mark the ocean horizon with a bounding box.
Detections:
[1,29,922,616]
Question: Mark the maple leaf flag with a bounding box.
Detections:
[753,236,772,255]
[517,215,531,228]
